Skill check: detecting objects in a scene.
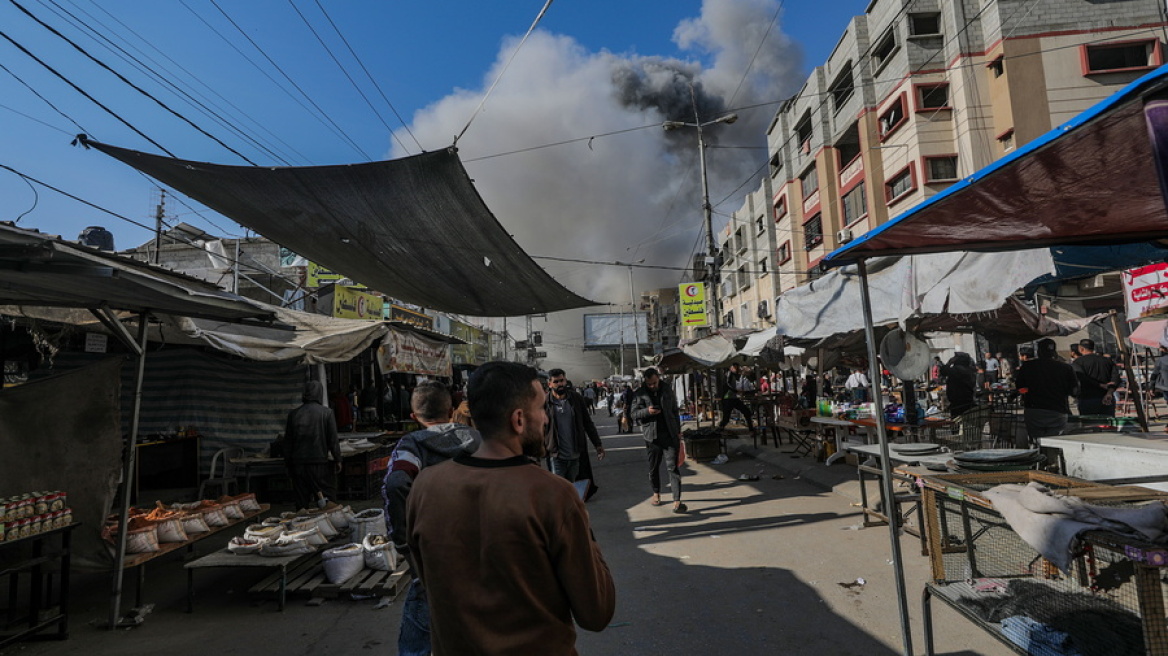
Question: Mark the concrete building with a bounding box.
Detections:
[641,286,682,353]
[714,177,780,330]
[757,0,1166,299]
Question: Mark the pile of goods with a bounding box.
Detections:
[100,492,262,554]
[1,491,71,542]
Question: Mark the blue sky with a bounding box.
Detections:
[0,0,866,290]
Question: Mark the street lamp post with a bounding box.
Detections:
[664,87,737,331]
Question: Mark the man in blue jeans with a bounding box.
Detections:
[382,382,481,656]
[543,368,605,482]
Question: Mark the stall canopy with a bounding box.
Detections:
[825,64,1168,266]
[0,222,273,322]
[79,138,599,317]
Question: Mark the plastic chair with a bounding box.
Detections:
[198,447,243,499]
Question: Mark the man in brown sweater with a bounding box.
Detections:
[406,361,616,655]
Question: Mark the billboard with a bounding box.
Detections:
[583,313,648,350]
[679,282,708,327]
[1123,262,1168,319]
[332,285,384,321]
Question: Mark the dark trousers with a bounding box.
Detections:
[718,397,754,431]
[1077,396,1115,417]
[646,439,681,503]
[288,462,336,510]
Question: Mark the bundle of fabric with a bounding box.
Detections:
[983,482,1168,572]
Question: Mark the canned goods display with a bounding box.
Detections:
[0,491,72,542]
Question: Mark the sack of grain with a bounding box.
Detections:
[321,543,365,584]
[362,534,398,571]
[350,508,387,544]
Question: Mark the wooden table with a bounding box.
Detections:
[185,548,310,612]
[0,523,78,649]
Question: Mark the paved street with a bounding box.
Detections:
[2,412,1011,656]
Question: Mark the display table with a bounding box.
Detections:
[185,548,310,612]
[810,417,862,464]
[845,443,952,554]
[1040,432,1168,492]
[0,523,78,649]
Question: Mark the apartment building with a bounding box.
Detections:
[756,0,1166,304]
[714,177,780,330]
[641,286,682,353]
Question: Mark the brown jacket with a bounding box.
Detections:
[407,455,616,655]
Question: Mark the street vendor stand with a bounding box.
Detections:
[823,64,1168,656]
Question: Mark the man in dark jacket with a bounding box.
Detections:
[1072,338,1121,416]
[544,368,605,483]
[717,363,756,434]
[1015,338,1079,439]
[383,381,481,656]
[940,353,978,416]
[630,368,686,513]
[284,380,342,510]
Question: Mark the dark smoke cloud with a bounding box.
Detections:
[392,0,804,378]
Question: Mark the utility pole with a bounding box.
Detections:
[663,86,737,331]
[152,188,166,264]
[628,264,641,373]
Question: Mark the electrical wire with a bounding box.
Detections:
[8,0,258,164]
[309,0,423,153]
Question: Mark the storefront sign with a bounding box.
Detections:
[679,282,708,327]
[333,285,385,321]
[389,304,434,330]
[1123,262,1168,319]
[451,321,489,365]
[307,262,350,287]
[377,329,452,376]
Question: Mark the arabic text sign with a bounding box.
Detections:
[307,262,349,287]
[377,329,452,377]
[333,285,384,321]
[679,282,708,327]
[1123,262,1168,319]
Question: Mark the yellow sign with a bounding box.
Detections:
[307,262,349,287]
[679,282,708,327]
[333,285,384,321]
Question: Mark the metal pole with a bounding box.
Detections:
[857,259,913,656]
[109,312,149,629]
[152,189,165,264]
[618,305,626,376]
[629,265,641,373]
[1109,310,1148,431]
[690,86,720,331]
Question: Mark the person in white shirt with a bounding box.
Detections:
[844,369,869,404]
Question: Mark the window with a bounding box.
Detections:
[755,215,765,235]
[724,311,735,327]
[885,165,916,204]
[777,241,791,265]
[774,196,787,219]
[740,303,751,324]
[998,128,1015,153]
[758,256,769,275]
[878,95,907,140]
[769,152,783,178]
[987,55,1004,78]
[842,181,867,224]
[871,29,898,72]
[916,83,950,111]
[925,156,958,182]
[908,13,941,36]
[734,227,746,253]
[837,140,861,168]
[828,63,855,113]
[1082,40,1162,75]
[803,213,823,251]
[801,166,819,197]
[738,265,750,290]
[795,112,813,153]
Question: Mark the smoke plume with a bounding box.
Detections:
[392,0,804,376]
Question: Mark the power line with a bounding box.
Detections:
[308,0,424,153]
[0,28,174,155]
[75,0,310,164]
[204,0,372,160]
[39,0,293,165]
[9,0,258,164]
[286,0,409,155]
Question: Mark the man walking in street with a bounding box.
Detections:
[283,380,341,511]
[406,361,616,655]
[582,384,597,415]
[383,382,481,656]
[544,368,606,483]
[631,368,687,513]
[1073,338,1121,416]
[1015,339,1079,440]
[717,363,756,435]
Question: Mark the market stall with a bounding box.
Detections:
[823,63,1168,656]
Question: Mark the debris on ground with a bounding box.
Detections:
[608,621,633,628]
[711,454,729,465]
[771,474,784,480]
[838,578,866,594]
[373,597,393,610]
[737,474,760,481]
[841,524,863,531]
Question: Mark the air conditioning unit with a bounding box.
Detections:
[837,228,854,244]
[757,300,771,318]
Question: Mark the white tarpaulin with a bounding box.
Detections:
[772,249,1056,340]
